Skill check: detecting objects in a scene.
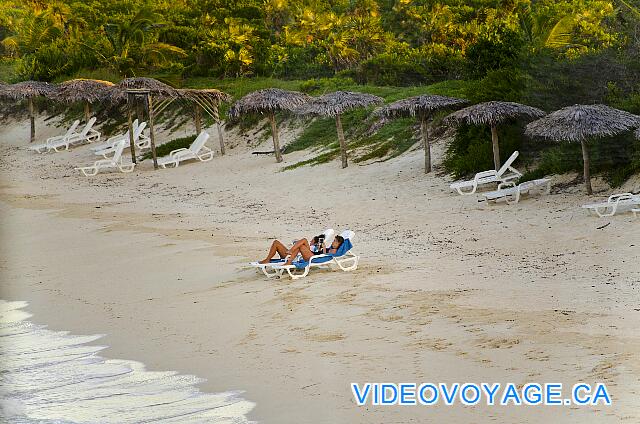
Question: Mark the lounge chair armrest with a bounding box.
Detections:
[608,193,632,203]
[169,148,188,157]
[474,170,498,181]
[308,254,330,263]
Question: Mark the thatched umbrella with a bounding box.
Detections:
[179,88,231,155]
[525,104,640,194]
[378,95,468,173]
[0,81,55,143]
[52,79,115,122]
[113,77,181,169]
[228,88,310,163]
[294,91,383,168]
[444,101,546,169]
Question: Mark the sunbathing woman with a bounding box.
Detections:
[259,235,344,265]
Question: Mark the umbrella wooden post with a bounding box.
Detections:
[216,122,226,155]
[213,104,225,155]
[269,112,283,163]
[84,102,91,122]
[146,93,159,170]
[581,139,592,195]
[126,93,137,164]
[194,105,202,134]
[336,114,348,168]
[490,125,501,170]
[421,115,431,173]
[28,97,35,143]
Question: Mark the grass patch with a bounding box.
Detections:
[141,134,196,161]
[0,58,19,83]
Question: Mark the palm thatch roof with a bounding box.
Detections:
[0,80,55,100]
[228,88,310,119]
[52,78,115,104]
[295,91,383,117]
[179,88,231,104]
[525,104,640,142]
[444,101,545,127]
[378,94,468,118]
[111,77,180,102]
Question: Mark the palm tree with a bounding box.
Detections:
[98,8,186,76]
[1,8,62,57]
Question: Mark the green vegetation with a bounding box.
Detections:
[2,0,640,185]
[141,134,196,161]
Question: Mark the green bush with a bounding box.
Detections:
[521,134,640,187]
[464,69,529,103]
[443,122,525,179]
[465,25,524,79]
[141,134,196,160]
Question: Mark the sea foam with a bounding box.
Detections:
[0,300,255,423]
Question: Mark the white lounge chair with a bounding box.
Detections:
[91,119,140,152]
[250,229,336,278]
[29,120,80,153]
[450,151,522,195]
[482,178,551,204]
[34,118,100,152]
[633,208,639,218]
[75,140,135,176]
[582,193,640,217]
[94,122,147,158]
[273,230,359,280]
[157,131,214,168]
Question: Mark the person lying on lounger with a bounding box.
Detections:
[259,235,344,265]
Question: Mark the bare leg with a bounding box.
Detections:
[284,242,314,266]
[259,240,288,264]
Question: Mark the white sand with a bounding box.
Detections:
[1,116,639,423]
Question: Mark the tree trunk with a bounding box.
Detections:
[269,113,283,163]
[336,114,348,168]
[194,105,202,134]
[491,125,501,170]
[84,102,91,123]
[581,139,592,195]
[29,97,35,143]
[126,93,137,164]
[421,115,431,173]
[147,93,159,170]
[213,104,225,155]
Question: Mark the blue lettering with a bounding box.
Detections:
[545,383,562,405]
[399,383,416,405]
[418,383,438,405]
[592,384,612,406]
[351,383,371,406]
[501,383,522,405]
[381,384,398,405]
[481,383,500,405]
[461,384,480,405]
[572,384,591,405]
[523,384,542,405]
[440,383,460,405]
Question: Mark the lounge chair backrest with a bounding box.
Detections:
[189,131,210,154]
[340,230,354,241]
[323,228,335,242]
[134,121,147,140]
[79,117,97,137]
[65,120,80,137]
[111,140,126,163]
[496,151,519,176]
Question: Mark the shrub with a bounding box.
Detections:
[443,122,525,179]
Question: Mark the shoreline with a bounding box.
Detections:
[1,118,639,423]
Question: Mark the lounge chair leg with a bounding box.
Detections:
[455,184,477,195]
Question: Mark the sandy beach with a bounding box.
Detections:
[1,117,639,423]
